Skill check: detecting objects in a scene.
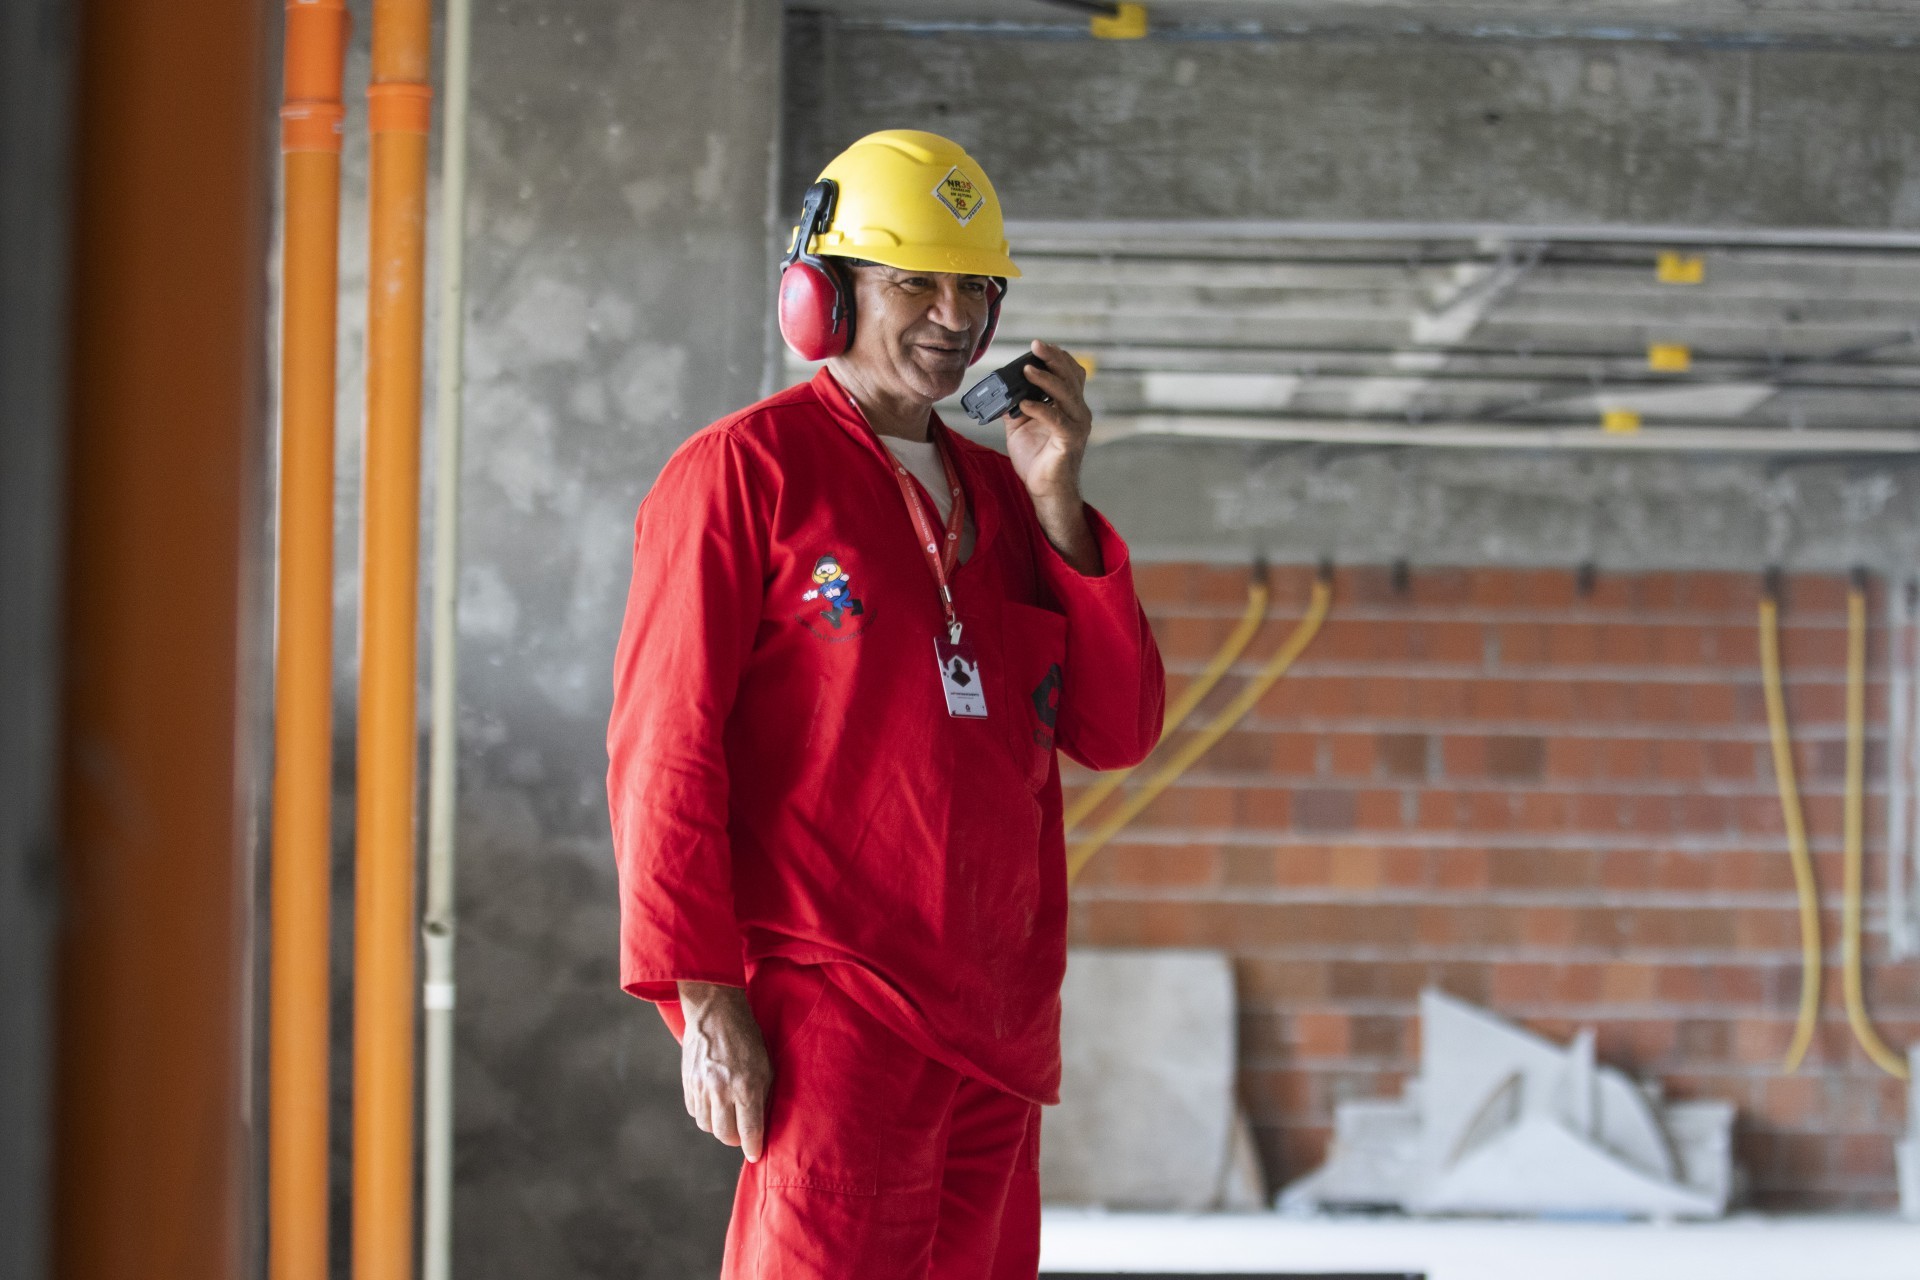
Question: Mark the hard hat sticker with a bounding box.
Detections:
[932,167,984,225]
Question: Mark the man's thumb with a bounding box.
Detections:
[738,1099,766,1164]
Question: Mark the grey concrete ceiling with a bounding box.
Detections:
[789,0,1920,42]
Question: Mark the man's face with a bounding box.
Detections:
[840,264,994,404]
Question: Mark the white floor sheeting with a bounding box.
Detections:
[1039,1209,1920,1280]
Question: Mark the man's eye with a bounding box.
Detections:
[961,280,988,296]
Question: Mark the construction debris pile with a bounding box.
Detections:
[1281,990,1738,1220]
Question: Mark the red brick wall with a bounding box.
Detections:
[1064,563,1919,1212]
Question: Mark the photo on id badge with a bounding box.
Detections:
[795,551,873,642]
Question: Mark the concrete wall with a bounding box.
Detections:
[785,19,1920,577]
[307,0,781,1274]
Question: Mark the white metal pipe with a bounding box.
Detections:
[1091,414,1920,454]
[1896,582,1920,960]
[421,0,472,1269]
[1910,595,1920,955]
[1890,586,1912,958]
[1005,218,1920,251]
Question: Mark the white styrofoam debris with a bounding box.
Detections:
[1282,989,1737,1220]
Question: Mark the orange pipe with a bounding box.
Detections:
[355,1,433,1276]
[51,0,265,1275]
[272,3,348,1279]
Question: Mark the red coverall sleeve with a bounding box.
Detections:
[606,428,768,1005]
[1030,500,1167,771]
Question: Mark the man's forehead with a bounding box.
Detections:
[858,262,990,284]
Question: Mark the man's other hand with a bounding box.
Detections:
[678,980,772,1162]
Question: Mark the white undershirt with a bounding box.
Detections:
[882,435,977,563]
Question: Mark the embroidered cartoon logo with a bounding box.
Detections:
[797,553,870,641]
[932,167,984,225]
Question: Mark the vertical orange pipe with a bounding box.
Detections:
[51,0,265,1275]
[272,3,348,1278]
[355,1,432,1276]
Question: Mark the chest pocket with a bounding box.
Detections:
[996,601,1068,790]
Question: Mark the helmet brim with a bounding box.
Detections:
[817,243,1022,280]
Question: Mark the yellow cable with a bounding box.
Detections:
[1068,576,1332,884]
[1063,577,1272,833]
[1843,579,1912,1079]
[1759,590,1823,1074]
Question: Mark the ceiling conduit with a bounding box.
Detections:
[1091,416,1920,453]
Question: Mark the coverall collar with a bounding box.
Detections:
[809,366,999,569]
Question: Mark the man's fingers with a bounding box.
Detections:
[1021,364,1090,427]
[1031,339,1088,390]
[690,1092,714,1134]
[1008,400,1062,434]
[1024,363,1072,397]
[712,1099,742,1148]
[737,1096,766,1163]
[1010,387,1084,441]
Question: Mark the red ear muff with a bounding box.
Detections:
[970,279,1006,365]
[779,258,853,361]
[778,180,855,362]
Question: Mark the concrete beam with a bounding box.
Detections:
[785,20,1920,229]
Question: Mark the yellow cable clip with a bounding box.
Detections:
[1656,251,1705,285]
[1091,2,1148,39]
[1647,343,1691,373]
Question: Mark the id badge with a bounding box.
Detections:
[934,636,988,719]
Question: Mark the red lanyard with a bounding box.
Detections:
[886,429,968,645]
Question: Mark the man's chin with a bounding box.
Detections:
[910,354,970,401]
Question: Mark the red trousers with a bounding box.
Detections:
[722,961,1042,1280]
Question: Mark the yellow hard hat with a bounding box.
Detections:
[800,130,1021,279]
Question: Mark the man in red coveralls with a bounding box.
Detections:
[607,129,1166,1278]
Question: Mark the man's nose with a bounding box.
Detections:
[925,279,979,337]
